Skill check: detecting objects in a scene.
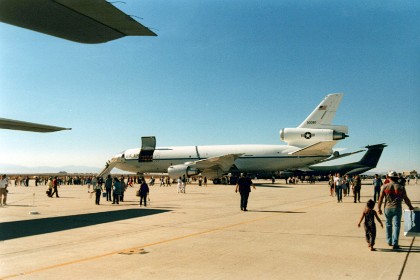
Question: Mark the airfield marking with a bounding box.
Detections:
[1,200,331,279]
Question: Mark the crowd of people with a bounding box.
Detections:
[1,170,417,251]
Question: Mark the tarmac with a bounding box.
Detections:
[0,179,419,280]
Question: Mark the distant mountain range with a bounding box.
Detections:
[0,163,101,174]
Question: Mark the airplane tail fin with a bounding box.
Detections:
[280,93,348,147]
[358,143,387,168]
[298,93,348,135]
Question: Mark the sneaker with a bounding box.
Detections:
[393,245,400,250]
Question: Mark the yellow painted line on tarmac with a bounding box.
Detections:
[1,200,330,279]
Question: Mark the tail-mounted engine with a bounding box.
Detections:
[280,128,348,147]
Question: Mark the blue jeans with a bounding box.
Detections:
[373,187,381,202]
[384,207,402,246]
[335,186,342,201]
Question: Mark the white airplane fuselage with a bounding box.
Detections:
[99,93,348,179]
[112,144,327,175]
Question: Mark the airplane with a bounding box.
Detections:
[0,0,157,44]
[276,143,387,179]
[98,93,350,183]
[0,118,71,133]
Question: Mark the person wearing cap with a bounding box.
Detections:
[235,172,256,211]
[377,171,414,250]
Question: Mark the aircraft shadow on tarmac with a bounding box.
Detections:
[0,209,169,241]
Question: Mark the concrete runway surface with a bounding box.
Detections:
[0,180,419,279]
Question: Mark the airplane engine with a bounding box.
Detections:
[280,128,347,147]
[168,165,199,179]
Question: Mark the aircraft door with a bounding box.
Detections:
[138,136,156,162]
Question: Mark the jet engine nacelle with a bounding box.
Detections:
[280,128,347,147]
[168,164,199,179]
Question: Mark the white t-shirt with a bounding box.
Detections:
[334,176,343,186]
[0,178,8,189]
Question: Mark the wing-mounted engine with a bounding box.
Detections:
[167,153,242,179]
[168,164,199,179]
[280,128,347,147]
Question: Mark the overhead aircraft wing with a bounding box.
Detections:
[0,0,157,44]
[0,118,71,133]
[189,154,243,172]
[290,141,337,156]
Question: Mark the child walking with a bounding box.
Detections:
[358,199,383,251]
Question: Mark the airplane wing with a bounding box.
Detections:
[290,141,337,156]
[189,154,243,171]
[0,0,157,44]
[167,153,242,179]
[0,118,71,133]
[316,149,365,163]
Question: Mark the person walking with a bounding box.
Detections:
[139,180,149,206]
[92,176,98,192]
[86,176,92,193]
[377,171,415,250]
[342,174,349,197]
[328,175,334,196]
[112,177,121,204]
[181,175,187,193]
[51,176,59,198]
[372,174,383,202]
[105,175,113,201]
[358,199,383,251]
[46,177,53,197]
[352,174,362,203]
[0,175,9,206]
[235,172,256,211]
[93,177,102,205]
[334,173,343,203]
[177,177,182,193]
[120,177,126,202]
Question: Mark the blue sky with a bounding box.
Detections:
[0,1,419,173]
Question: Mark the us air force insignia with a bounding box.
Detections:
[304,132,312,139]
